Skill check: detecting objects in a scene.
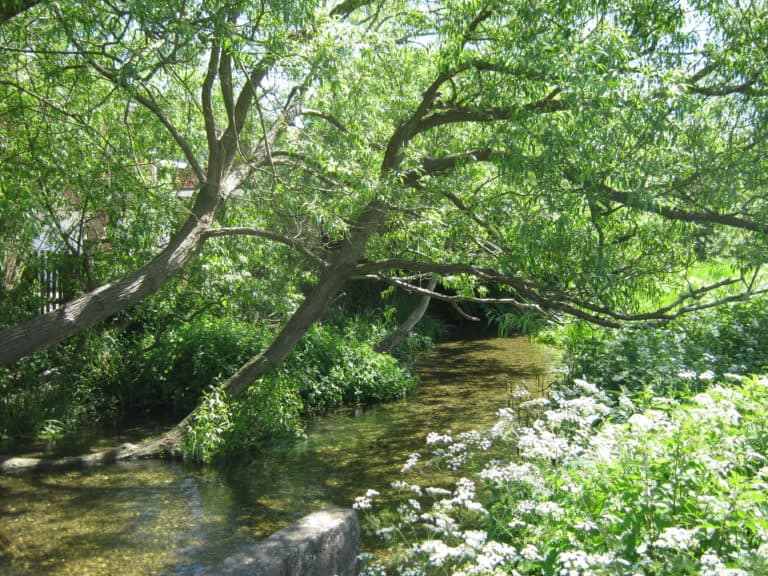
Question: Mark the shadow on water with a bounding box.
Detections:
[0,337,557,575]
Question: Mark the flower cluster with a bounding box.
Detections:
[358,372,768,576]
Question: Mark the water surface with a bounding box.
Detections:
[0,337,556,575]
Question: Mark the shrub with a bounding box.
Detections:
[0,331,120,440]
[559,296,768,401]
[122,315,271,414]
[269,322,418,411]
[181,378,304,463]
[182,319,418,462]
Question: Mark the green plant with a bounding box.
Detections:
[558,296,768,402]
[123,315,271,414]
[272,322,418,411]
[181,379,304,463]
[359,376,768,576]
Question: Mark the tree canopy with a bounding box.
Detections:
[1,0,766,403]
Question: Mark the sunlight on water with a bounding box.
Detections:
[0,337,556,575]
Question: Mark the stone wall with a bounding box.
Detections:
[210,507,361,576]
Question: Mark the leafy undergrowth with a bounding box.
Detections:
[358,375,768,575]
[181,320,419,463]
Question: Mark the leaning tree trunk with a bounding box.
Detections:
[0,186,221,365]
[0,202,387,473]
[375,276,437,353]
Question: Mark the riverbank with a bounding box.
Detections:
[0,337,556,575]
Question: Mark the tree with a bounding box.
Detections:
[1,0,767,467]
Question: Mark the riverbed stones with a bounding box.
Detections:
[212,507,361,576]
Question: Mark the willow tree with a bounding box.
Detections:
[218,0,767,397]
[0,0,359,363]
[1,0,767,464]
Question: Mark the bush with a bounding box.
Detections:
[272,322,418,411]
[559,296,768,401]
[0,331,120,440]
[122,315,271,414]
[182,319,419,462]
[180,378,303,463]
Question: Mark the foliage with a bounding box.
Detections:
[265,319,419,411]
[0,331,121,439]
[559,295,768,400]
[122,314,271,414]
[2,0,768,465]
[180,377,303,464]
[181,318,419,462]
[358,375,768,575]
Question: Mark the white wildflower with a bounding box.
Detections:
[535,501,565,519]
[519,398,550,411]
[415,540,462,567]
[557,550,591,575]
[511,386,533,400]
[520,543,541,561]
[628,412,653,431]
[407,498,421,511]
[518,426,571,461]
[401,453,421,473]
[698,369,716,382]
[618,394,636,412]
[573,520,598,532]
[353,489,380,509]
[516,500,536,515]
[462,529,487,549]
[471,541,517,572]
[700,551,750,576]
[478,461,541,487]
[426,432,452,445]
[653,526,699,551]
[573,378,601,396]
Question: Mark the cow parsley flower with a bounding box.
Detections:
[557,550,591,575]
[401,453,421,473]
[699,369,716,382]
[653,526,699,551]
[353,489,380,510]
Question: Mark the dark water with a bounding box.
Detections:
[0,337,556,575]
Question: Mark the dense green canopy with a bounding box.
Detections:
[0,0,766,391]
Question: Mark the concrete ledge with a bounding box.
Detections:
[212,507,361,576]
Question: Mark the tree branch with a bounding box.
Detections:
[357,259,763,329]
[202,226,327,267]
[202,40,221,153]
[301,109,351,134]
[592,181,768,235]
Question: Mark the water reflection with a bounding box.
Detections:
[0,337,556,575]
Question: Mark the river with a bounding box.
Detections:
[0,337,556,575]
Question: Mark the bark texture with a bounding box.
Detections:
[0,188,220,365]
[375,276,437,353]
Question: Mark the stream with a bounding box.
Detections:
[0,337,557,575]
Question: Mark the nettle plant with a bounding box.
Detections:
[357,377,768,576]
